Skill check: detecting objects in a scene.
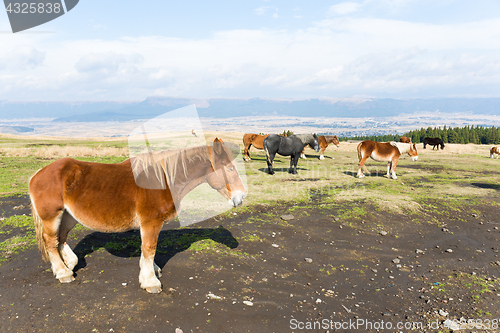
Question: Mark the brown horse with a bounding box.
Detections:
[490,146,500,159]
[301,135,340,160]
[243,133,270,161]
[29,138,245,293]
[357,141,418,179]
[399,136,412,143]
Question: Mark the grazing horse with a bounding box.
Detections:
[423,137,445,150]
[357,141,418,179]
[399,136,412,143]
[242,133,270,161]
[490,146,500,159]
[301,135,340,160]
[263,134,319,175]
[29,138,245,294]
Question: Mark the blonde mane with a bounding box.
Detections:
[131,146,211,190]
[390,141,412,154]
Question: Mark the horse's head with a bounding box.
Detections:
[206,138,246,207]
[440,142,445,150]
[312,134,320,152]
[332,135,340,148]
[408,143,418,161]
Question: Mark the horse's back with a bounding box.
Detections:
[29,158,143,227]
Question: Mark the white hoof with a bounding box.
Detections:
[300,154,306,159]
[319,155,325,160]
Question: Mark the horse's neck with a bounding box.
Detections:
[167,146,213,203]
[392,142,410,154]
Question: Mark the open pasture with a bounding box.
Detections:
[0,133,499,332]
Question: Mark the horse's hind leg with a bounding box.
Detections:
[139,221,163,293]
[42,211,75,282]
[357,156,370,178]
[244,144,251,162]
[386,162,391,178]
[266,153,276,175]
[390,158,399,179]
[58,211,79,271]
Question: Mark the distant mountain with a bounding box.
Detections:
[0,100,139,119]
[0,126,34,134]
[1,97,500,121]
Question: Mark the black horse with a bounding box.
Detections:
[263,134,319,175]
[423,137,445,150]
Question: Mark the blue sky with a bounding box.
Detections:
[1,0,500,100]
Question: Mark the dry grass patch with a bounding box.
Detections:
[0,145,128,158]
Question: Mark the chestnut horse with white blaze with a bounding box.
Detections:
[357,141,418,179]
[490,146,500,159]
[301,135,340,160]
[29,138,245,294]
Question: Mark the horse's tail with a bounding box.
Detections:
[32,204,49,262]
[263,140,271,164]
[29,171,49,262]
[357,142,362,162]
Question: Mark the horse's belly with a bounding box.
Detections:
[64,203,139,233]
[370,152,390,162]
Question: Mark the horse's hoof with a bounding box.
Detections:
[58,276,75,283]
[146,286,162,294]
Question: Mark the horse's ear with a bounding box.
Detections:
[213,138,224,155]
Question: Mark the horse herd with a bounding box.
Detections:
[28,133,492,293]
[243,133,419,180]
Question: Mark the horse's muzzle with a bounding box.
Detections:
[229,190,245,207]
[412,156,418,161]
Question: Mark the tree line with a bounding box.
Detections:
[340,125,500,144]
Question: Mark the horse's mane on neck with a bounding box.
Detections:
[390,142,412,154]
[324,135,337,142]
[131,145,212,190]
[293,134,315,144]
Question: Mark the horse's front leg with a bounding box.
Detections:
[319,147,326,160]
[139,222,163,293]
[386,162,392,178]
[300,148,307,159]
[289,155,299,174]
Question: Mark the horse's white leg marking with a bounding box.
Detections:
[154,262,162,278]
[44,211,75,282]
[319,154,324,160]
[301,153,307,159]
[139,253,162,292]
[59,243,79,271]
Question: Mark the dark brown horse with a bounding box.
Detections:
[357,141,418,179]
[301,135,340,160]
[399,136,412,143]
[29,138,245,293]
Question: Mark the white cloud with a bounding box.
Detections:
[0,46,45,71]
[328,2,362,16]
[254,6,272,16]
[1,13,500,99]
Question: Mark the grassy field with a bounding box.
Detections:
[1,132,498,261]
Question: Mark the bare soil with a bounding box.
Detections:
[0,193,499,333]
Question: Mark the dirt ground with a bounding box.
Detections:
[0,191,499,333]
